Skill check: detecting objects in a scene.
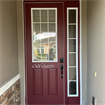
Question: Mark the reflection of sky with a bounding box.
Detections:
[34,32,56,40]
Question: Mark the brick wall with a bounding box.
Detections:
[0,80,21,105]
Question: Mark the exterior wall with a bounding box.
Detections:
[0,79,21,105]
[81,0,87,105]
[87,1,105,105]
[17,0,25,105]
[0,0,19,86]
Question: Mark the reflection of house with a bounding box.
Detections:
[33,32,56,55]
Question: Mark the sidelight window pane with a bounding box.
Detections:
[69,10,76,23]
[69,68,76,80]
[69,81,76,95]
[69,54,76,66]
[69,25,76,38]
[69,39,76,52]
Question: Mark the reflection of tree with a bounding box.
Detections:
[49,49,54,60]
[49,49,56,60]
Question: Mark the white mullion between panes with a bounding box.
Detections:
[69,23,76,25]
[69,38,76,39]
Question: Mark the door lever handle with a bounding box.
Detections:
[60,65,63,78]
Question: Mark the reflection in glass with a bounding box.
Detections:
[69,39,76,52]
[33,32,56,61]
[49,23,55,32]
[69,54,76,66]
[69,68,76,80]
[33,49,42,61]
[32,9,57,62]
[41,23,47,32]
[49,10,55,22]
[69,81,76,94]
[49,49,56,61]
[69,25,76,38]
[33,24,40,33]
[69,10,76,23]
[33,10,40,22]
[41,10,47,22]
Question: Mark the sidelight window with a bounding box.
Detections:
[67,8,78,97]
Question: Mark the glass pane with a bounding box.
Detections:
[33,10,40,22]
[69,39,76,52]
[49,10,55,22]
[49,23,55,32]
[69,10,76,23]
[33,48,42,61]
[49,34,56,42]
[69,25,76,38]
[33,32,41,48]
[41,23,47,32]
[69,54,76,66]
[69,81,76,95]
[33,23,40,33]
[41,10,47,22]
[48,48,56,61]
[69,68,76,80]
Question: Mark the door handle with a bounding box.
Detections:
[60,65,63,78]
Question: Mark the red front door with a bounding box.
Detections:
[24,1,80,105]
[25,2,64,104]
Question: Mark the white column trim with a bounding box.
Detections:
[0,74,20,96]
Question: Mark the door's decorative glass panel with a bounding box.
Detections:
[67,8,78,96]
[69,25,76,38]
[69,39,76,52]
[33,10,40,22]
[31,8,57,62]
